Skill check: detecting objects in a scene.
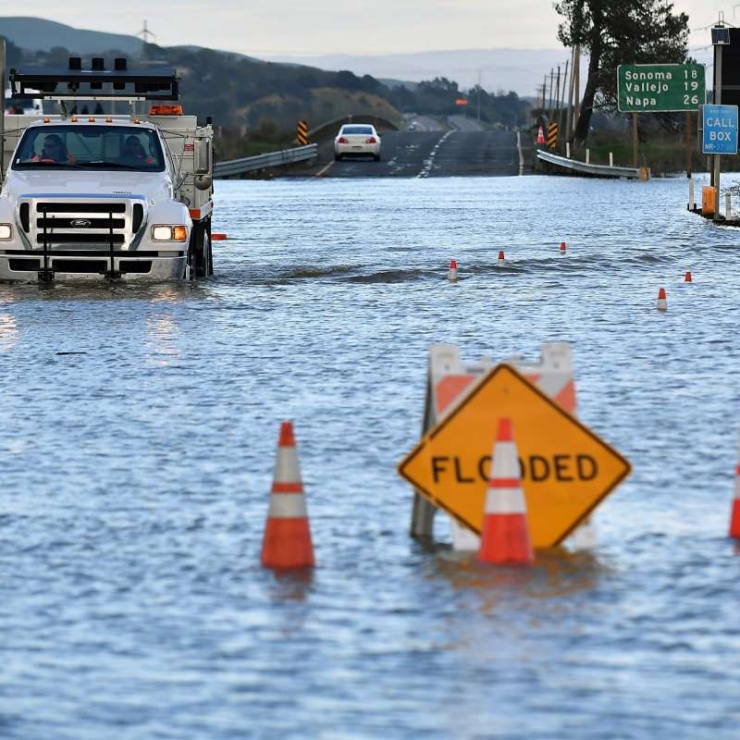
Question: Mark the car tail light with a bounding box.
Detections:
[366,136,377,144]
[337,136,348,143]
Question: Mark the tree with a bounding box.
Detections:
[555,0,689,142]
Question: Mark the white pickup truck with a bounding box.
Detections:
[0,59,214,282]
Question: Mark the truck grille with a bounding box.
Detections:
[19,199,146,250]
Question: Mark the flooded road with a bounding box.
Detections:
[2,174,740,738]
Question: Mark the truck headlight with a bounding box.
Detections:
[151,225,188,242]
[0,224,13,240]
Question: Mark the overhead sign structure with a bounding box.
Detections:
[398,364,631,548]
[617,63,705,113]
[702,104,738,155]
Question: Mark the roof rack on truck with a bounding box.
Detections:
[9,57,179,102]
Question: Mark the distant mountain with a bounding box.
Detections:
[263,49,590,98]
[0,16,144,55]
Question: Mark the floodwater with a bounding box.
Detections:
[1,173,740,739]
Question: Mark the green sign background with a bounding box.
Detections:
[617,64,705,113]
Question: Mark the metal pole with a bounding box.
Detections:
[686,110,692,178]
[0,38,5,181]
[632,113,639,168]
[477,69,481,123]
[714,42,723,221]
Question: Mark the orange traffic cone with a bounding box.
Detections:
[478,418,534,565]
[730,433,740,538]
[559,241,567,254]
[448,259,458,282]
[536,125,545,145]
[684,271,692,283]
[497,250,505,267]
[657,287,667,311]
[261,421,315,569]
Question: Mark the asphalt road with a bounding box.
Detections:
[301,129,531,178]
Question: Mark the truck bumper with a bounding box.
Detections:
[0,251,187,282]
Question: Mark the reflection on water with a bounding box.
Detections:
[432,547,605,605]
[0,313,18,352]
[145,314,181,367]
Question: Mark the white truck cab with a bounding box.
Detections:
[0,58,214,282]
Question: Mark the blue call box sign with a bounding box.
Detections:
[703,105,738,155]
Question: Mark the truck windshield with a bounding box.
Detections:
[11,125,165,171]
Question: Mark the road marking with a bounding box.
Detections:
[315,161,335,178]
[417,131,453,178]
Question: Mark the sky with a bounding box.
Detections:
[0,0,734,57]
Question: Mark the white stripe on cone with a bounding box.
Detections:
[484,485,527,515]
[489,440,519,480]
[274,446,301,484]
[267,492,309,519]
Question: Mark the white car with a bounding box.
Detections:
[334,124,381,161]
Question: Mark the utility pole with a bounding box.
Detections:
[477,69,481,123]
[559,60,569,134]
[565,46,576,141]
[713,23,725,221]
[0,39,5,181]
[573,46,581,135]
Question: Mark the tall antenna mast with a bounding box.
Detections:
[137,20,157,44]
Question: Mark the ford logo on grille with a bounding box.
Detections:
[71,219,92,228]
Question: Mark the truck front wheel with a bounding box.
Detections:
[189,217,213,279]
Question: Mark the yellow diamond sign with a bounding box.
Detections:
[398,364,631,548]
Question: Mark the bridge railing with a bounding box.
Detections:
[214,144,318,179]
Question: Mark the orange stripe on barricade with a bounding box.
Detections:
[436,375,475,415]
[554,380,577,413]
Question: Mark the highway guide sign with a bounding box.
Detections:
[617,63,705,113]
[702,104,738,155]
[398,364,631,548]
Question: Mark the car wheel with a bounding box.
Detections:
[334,153,342,161]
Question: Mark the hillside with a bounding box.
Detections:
[0,16,143,55]
[0,16,531,134]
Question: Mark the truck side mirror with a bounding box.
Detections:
[195,138,211,175]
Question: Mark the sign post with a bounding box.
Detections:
[702,103,738,219]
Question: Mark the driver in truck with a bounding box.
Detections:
[33,134,74,163]
[121,135,153,164]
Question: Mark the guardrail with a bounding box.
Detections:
[536,149,646,179]
[214,144,318,178]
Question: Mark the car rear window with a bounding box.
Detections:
[341,126,374,135]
